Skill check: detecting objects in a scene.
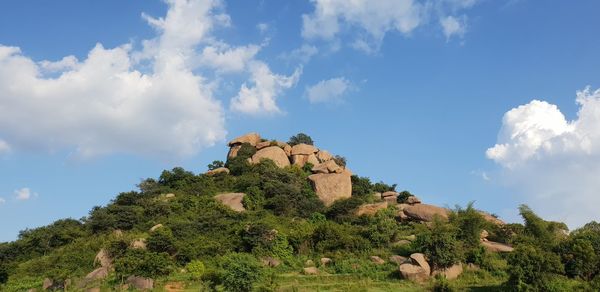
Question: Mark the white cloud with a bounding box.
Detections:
[306,77,351,104]
[256,23,269,34]
[440,15,466,40]
[302,0,478,51]
[0,0,295,159]
[0,139,10,155]
[487,87,600,228]
[15,187,35,200]
[0,197,5,204]
[279,44,318,64]
[230,62,301,115]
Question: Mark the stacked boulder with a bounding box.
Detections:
[218,133,353,207]
[480,229,514,252]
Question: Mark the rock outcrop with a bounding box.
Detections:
[481,240,514,252]
[85,267,109,281]
[206,167,230,176]
[432,263,463,280]
[214,193,246,212]
[399,253,431,282]
[402,204,449,222]
[228,132,261,147]
[308,173,352,207]
[356,202,388,216]
[251,146,291,168]
[94,249,112,268]
[126,276,154,290]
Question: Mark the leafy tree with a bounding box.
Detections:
[0,264,8,284]
[114,249,174,279]
[364,208,397,246]
[450,202,486,248]
[396,191,413,203]
[558,238,598,280]
[221,252,263,292]
[147,228,177,255]
[414,220,463,269]
[207,160,225,170]
[506,244,564,291]
[518,205,567,248]
[288,133,314,146]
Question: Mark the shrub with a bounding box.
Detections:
[432,274,455,292]
[114,249,174,279]
[450,202,486,248]
[288,133,313,146]
[333,155,347,167]
[396,191,412,203]
[221,253,263,292]
[186,260,206,279]
[0,264,8,284]
[558,238,598,280]
[505,244,564,291]
[147,228,177,255]
[364,209,397,246]
[207,160,225,171]
[414,220,463,269]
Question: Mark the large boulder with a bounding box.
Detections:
[256,141,272,150]
[206,167,230,176]
[42,278,53,290]
[126,276,154,290]
[479,211,506,225]
[94,249,112,268]
[311,160,342,174]
[227,144,242,159]
[389,255,409,265]
[355,201,388,216]
[399,263,429,282]
[308,173,352,206]
[85,267,109,281]
[481,240,514,252]
[228,132,261,147]
[292,153,319,167]
[316,150,333,162]
[303,267,318,275]
[432,263,463,280]
[291,143,318,155]
[251,146,291,168]
[405,196,421,205]
[403,204,449,222]
[131,239,147,249]
[370,256,385,265]
[214,193,246,212]
[410,253,431,275]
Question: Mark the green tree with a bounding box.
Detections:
[450,202,486,248]
[221,253,263,292]
[114,249,174,279]
[506,244,564,291]
[185,260,206,280]
[147,228,177,255]
[288,133,314,146]
[414,220,463,269]
[207,160,225,170]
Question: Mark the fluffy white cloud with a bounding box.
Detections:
[487,87,600,227]
[302,0,478,51]
[440,15,466,40]
[279,44,318,64]
[230,62,301,115]
[15,187,35,200]
[0,0,296,159]
[306,77,351,104]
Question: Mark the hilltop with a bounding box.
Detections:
[1,132,600,291]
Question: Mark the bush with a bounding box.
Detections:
[147,228,177,255]
[207,160,225,170]
[505,244,564,291]
[114,249,174,279]
[186,260,206,279]
[221,253,263,292]
[432,274,455,292]
[414,220,463,269]
[0,264,8,284]
[451,202,486,248]
[288,133,313,146]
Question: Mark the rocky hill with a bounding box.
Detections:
[1,132,599,291]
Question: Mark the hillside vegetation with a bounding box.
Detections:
[1,133,600,291]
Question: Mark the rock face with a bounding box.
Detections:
[251,146,291,168]
[356,202,388,216]
[206,167,230,176]
[481,240,514,252]
[303,267,318,275]
[399,253,431,282]
[214,193,246,212]
[389,255,408,265]
[403,204,449,222]
[228,132,261,147]
[85,267,109,281]
[126,276,154,290]
[320,258,332,266]
[370,256,385,265]
[308,173,352,206]
[131,239,147,249]
[316,150,333,162]
[432,263,463,280]
[256,141,271,150]
[405,196,421,205]
[94,249,112,268]
[479,211,506,225]
[312,160,342,174]
[42,278,53,290]
[227,144,242,159]
[291,143,318,155]
[292,153,319,167]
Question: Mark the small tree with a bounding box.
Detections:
[207,160,225,170]
[414,220,463,269]
[185,260,206,280]
[506,244,564,291]
[288,133,314,146]
[147,228,177,255]
[221,253,263,292]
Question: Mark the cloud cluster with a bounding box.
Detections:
[487,87,600,227]
[14,187,35,200]
[0,0,299,159]
[305,77,351,104]
[302,0,477,52]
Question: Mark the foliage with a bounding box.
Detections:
[505,244,564,291]
[186,260,206,279]
[220,252,263,292]
[414,220,463,269]
[207,160,225,170]
[432,274,455,292]
[333,155,347,167]
[288,133,314,146]
[114,249,174,279]
[451,202,486,248]
[147,228,177,255]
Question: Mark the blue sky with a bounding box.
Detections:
[1,0,600,242]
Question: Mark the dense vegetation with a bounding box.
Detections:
[1,134,600,291]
